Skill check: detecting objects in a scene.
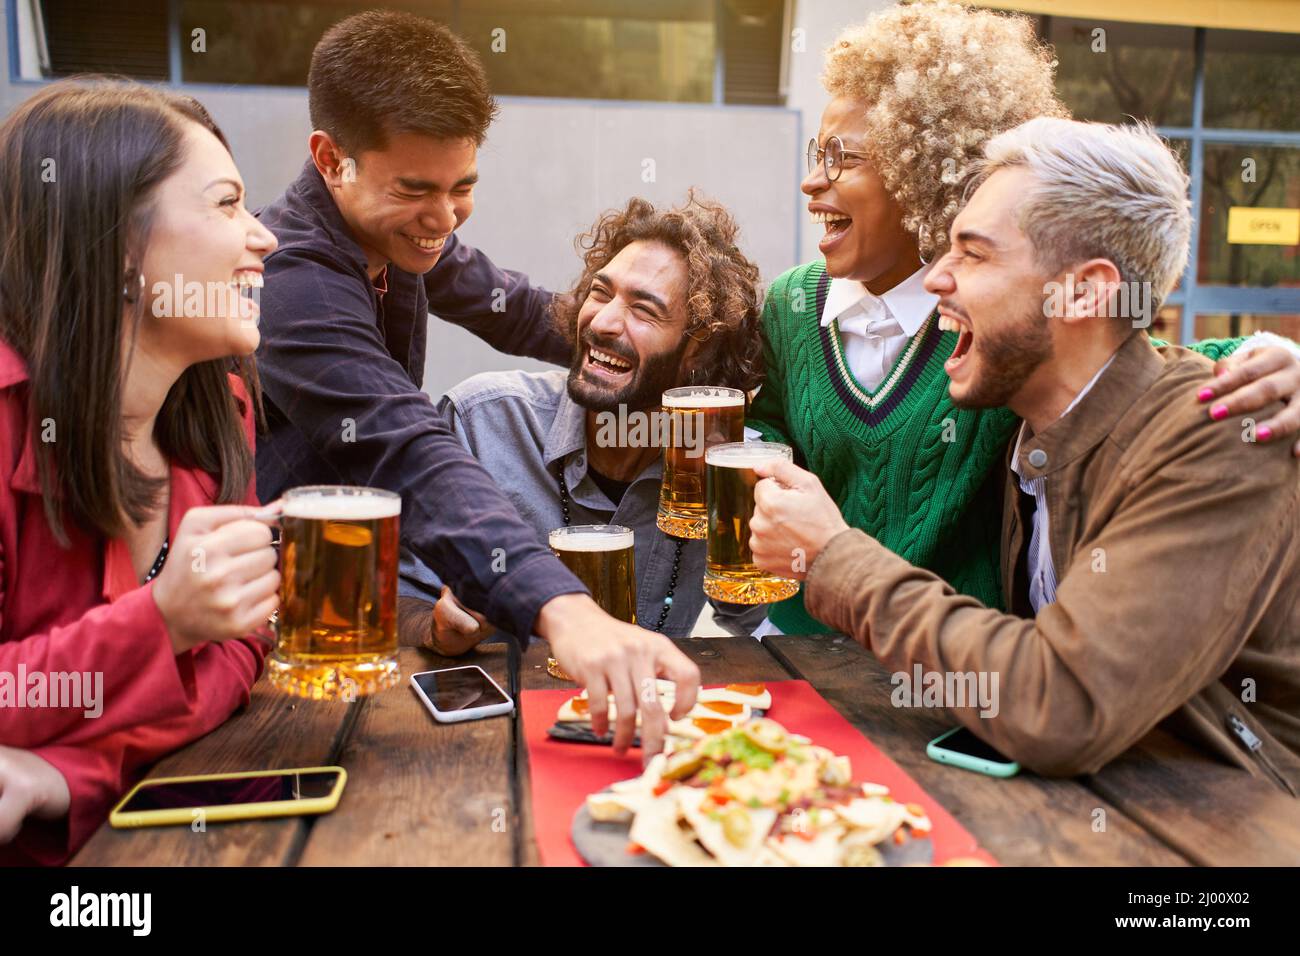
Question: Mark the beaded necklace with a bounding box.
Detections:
[555,463,683,633]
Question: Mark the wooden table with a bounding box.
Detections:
[71,636,1300,866]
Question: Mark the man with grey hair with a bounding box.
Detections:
[745,117,1300,791]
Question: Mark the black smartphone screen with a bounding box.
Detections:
[935,727,1015,764]
[413,667,510,713]
[118,771,341,813]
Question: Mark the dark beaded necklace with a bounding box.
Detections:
[556,462,683,633]
[143,537,170,584]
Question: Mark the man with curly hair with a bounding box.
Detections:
[397,195,769,650]
[747,0,1300,638]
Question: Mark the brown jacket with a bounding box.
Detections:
[805,332,1300,793]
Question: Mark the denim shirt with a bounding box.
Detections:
[400,370,765,637]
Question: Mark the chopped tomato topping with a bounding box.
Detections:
[652,780,673,797]
[905,802,925,817]
[894,828,907,845]
[912,827,932,839]
[626,842,646,855]
[570,697,589,715]
[725,683,766,696]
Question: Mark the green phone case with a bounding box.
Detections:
[926,726,1020,778]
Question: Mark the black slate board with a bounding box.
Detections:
[548,709,767,747]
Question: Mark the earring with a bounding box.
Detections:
[917,224,932,267]
[123,272,144,303]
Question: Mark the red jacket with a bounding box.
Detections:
[0,341,267,864]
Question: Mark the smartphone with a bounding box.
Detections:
[109,767,346,828]
[927,726,1020,778]
[410,665,514,723]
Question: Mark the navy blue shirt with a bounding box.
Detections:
[255,160,583,641]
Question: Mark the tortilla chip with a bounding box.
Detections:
[628,792,718,867]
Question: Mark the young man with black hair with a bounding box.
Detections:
[255,10,699,755]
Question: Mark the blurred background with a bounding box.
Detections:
[2,0,1299,397]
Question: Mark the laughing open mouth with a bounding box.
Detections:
[812,208,853,250]
[939,312,974,374]
[400,233,448,255]
[585,345,636,376]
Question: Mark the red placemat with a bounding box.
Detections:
[521,680,997,866]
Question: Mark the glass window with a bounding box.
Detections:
[1194,313,1300,341]
[459,3,715,103]
[1150,305,1183,345]
[1197,144,1300,288]
[35,0,169,80]
[1045,17,1194,127]
[180,0,375,87]
[177,0,720,103]
[1204,29,1300,132]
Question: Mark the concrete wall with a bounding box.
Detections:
[786,0,896,265]
[1,8,802,398]
[0,0,942,387]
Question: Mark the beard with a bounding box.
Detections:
[566,331,691,414]
[952,298,1055,410]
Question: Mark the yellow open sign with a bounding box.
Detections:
[1226,207,1300,246]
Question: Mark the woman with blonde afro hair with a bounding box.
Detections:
[820,0,1066,262]
[745,1,1292,638]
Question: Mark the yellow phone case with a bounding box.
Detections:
[108,766,347,828]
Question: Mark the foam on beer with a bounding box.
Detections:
[706,443,788,467]
[662,389,745,408]
[283,491,401,520]
[549,527,635,551]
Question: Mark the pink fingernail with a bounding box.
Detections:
[1197,387,1214,402]
[1210,404,1229,421]
[1258,425,1273,442]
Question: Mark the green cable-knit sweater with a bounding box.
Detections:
[748,260,1248,635]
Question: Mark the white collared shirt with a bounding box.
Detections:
[1009,356,1116,613]
[753,264,936,640]
[819,265,937,391]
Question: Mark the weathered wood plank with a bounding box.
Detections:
[1087,730,1300,866]
[71,673,354,867]
[765,634,1188,866]
[297,646,515,866]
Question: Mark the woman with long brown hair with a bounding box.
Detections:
[0,79,279,863]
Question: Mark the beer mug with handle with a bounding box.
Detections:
[268,485,401,700]
[703,442,801,604]
[545,524,636,681]
[656,386,745,539]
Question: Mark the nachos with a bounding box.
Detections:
[584,717,932,866]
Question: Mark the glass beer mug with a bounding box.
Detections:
[655,386,746,538]
[267,485,401,700]
[702,442,800,604]
[545,524,637,681]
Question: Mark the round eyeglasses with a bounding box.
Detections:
[806,136,871,183]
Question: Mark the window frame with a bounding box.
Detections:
[1041,17,1300,342]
